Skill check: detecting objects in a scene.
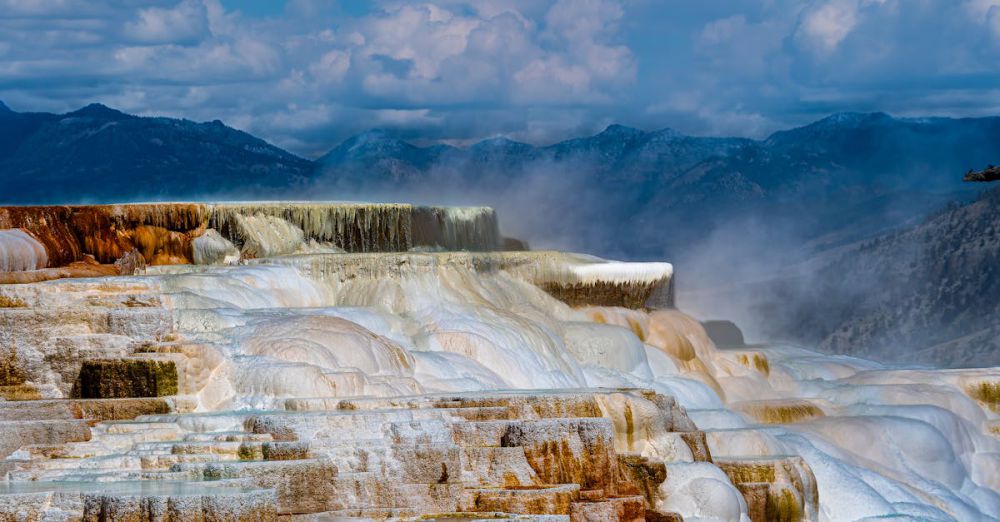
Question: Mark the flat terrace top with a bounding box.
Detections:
[0,201,494,211]
[248,250,674,285]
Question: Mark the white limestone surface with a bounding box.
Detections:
[2,251,998,521]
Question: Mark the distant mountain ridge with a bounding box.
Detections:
[0,103,314,203]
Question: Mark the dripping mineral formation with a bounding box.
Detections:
[0,203,997,521]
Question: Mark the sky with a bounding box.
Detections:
[1,0,999,157]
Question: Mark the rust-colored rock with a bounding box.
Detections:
[0,204,206,268]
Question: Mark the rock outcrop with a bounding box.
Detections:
[965,165,1000,182]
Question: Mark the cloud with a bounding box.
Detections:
[0,0,998,156]
[795,0,859,54]
[123,0,209,45]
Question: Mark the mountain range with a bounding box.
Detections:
[1,101,999,366]
[3,102,996,258]
[0,102,313,203]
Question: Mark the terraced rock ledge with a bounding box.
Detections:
[0,202,997,521]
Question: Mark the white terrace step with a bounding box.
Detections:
[0,397,173,424]
[9,441,107,461]
[0,419,92,460]
[8,463,137,481]
[310,442,460,483]
[169,458,340,515]
[168,440,245,456]
[243,410,456,443]
[0,280,161,308]
[129,441,183,456]
[460,484,581,516]
[86,430,186,452]
[328,471,464,513]
[95,420,183,435]
[0,401,78,422]
[182,431,274,443]
[139,453,227,470]
[5,447,142,471]
[461,446,541,488]
[7,468,195,482]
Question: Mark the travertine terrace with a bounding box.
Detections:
[0,202,997,521]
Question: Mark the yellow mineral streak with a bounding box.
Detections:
[734,400,825,424]
[737,353,771,376]
[965,380,1000,413]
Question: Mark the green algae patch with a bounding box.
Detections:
[539,281,660,310]
[0,350,28,386]
[238,443,263,461]
[72,358,178,399]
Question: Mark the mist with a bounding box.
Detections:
[293,147,1000,370]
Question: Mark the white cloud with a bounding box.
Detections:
[309,49,351,84]
[796,0,860,54]
[980,3,1000,41]
[699,15,748,47]
[123,0,210,45]
[964,0,1000,19]
[361,4,477,79]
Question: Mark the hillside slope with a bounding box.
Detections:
[691,184,1000,367]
